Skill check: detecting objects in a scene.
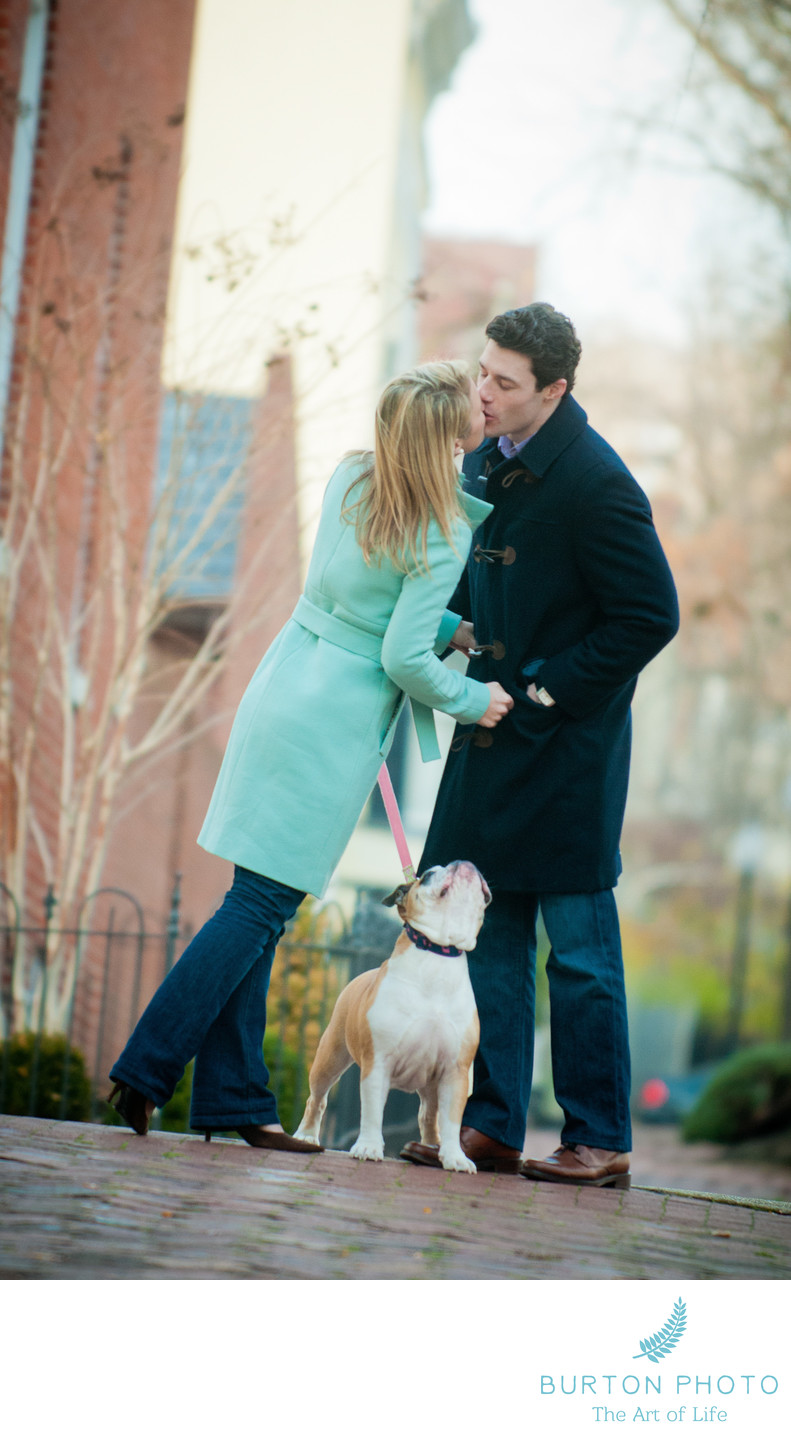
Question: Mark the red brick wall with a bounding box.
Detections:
[0,1,27,246]
[1,0,195,921]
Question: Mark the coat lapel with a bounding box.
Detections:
[513,393,588,477]
[458,485,493,526]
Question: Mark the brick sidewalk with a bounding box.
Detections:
[1,1116,789,1279]
[628,1123,791,1204]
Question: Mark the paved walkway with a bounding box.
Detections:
[1,1115,789,1279]
[628,1123,791,1203]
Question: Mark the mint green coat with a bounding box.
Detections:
[198,457,493,897]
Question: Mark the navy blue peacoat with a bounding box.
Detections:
[420,393,680,893]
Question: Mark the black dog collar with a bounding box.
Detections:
[403,920,463,958]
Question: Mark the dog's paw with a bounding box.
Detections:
[350,1137,384,1162]
[293,1125,318,1143]
[440,1150,477,1174]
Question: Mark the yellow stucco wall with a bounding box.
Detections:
[163,0,417,552]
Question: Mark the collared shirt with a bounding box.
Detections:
[497,432,532,460]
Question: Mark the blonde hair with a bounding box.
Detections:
[343,359,473,572]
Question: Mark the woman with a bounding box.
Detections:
[107,361,513,1149]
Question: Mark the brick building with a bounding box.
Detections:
[0,2,477,1090]
[0,2,306,1071]
[419,234,537,362]
[0,0,200,1050]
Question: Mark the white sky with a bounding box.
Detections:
[423,0,778,344]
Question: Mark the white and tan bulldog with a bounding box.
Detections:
[293,860,491,1172]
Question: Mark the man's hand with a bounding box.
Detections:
[527,682,555,706]
[450,620,479,652]
[478,682,514,728]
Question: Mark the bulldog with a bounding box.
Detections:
[293,860,491,1172]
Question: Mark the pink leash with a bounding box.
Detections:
[377,762,415,882]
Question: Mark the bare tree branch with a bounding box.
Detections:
[662,0,791,141]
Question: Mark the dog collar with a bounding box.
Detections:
[403,920,463,958]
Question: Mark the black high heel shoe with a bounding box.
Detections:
[202,1126,323,1152]
[107,1081,154,1136]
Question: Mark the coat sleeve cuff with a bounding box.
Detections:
[466,680,492,724]
[435,609,461,655]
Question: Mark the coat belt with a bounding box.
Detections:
[292,593,441,761]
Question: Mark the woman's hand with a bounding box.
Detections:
[478,682,514,728]
[450,620,479,652]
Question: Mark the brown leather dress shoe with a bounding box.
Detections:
[522,1144,631,1188]
[399,1140,442,1167]
[460,1126,523,1174]
[399,1129,523,1173]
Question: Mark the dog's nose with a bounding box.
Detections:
[449,860,482,882]
[447,861,492,904]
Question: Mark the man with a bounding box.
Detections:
[402,303,679,1187]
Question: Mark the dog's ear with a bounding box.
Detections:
[382,880,416,909]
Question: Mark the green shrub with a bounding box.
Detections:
[262,1030,309,1132]
[682,1043,791,1144]
[159,1061,194,1131]
[0,1032,92,1121]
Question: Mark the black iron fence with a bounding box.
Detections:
[0,877,420,1152]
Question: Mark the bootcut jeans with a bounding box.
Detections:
[109,865,305,1130]
[463,888,632,1153]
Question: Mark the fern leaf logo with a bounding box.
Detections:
[633,1299,687,1363]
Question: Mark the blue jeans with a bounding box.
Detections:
[109,866,305,1130]
[464,889,632,1152]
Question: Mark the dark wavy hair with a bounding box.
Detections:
[485,303,582,392]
